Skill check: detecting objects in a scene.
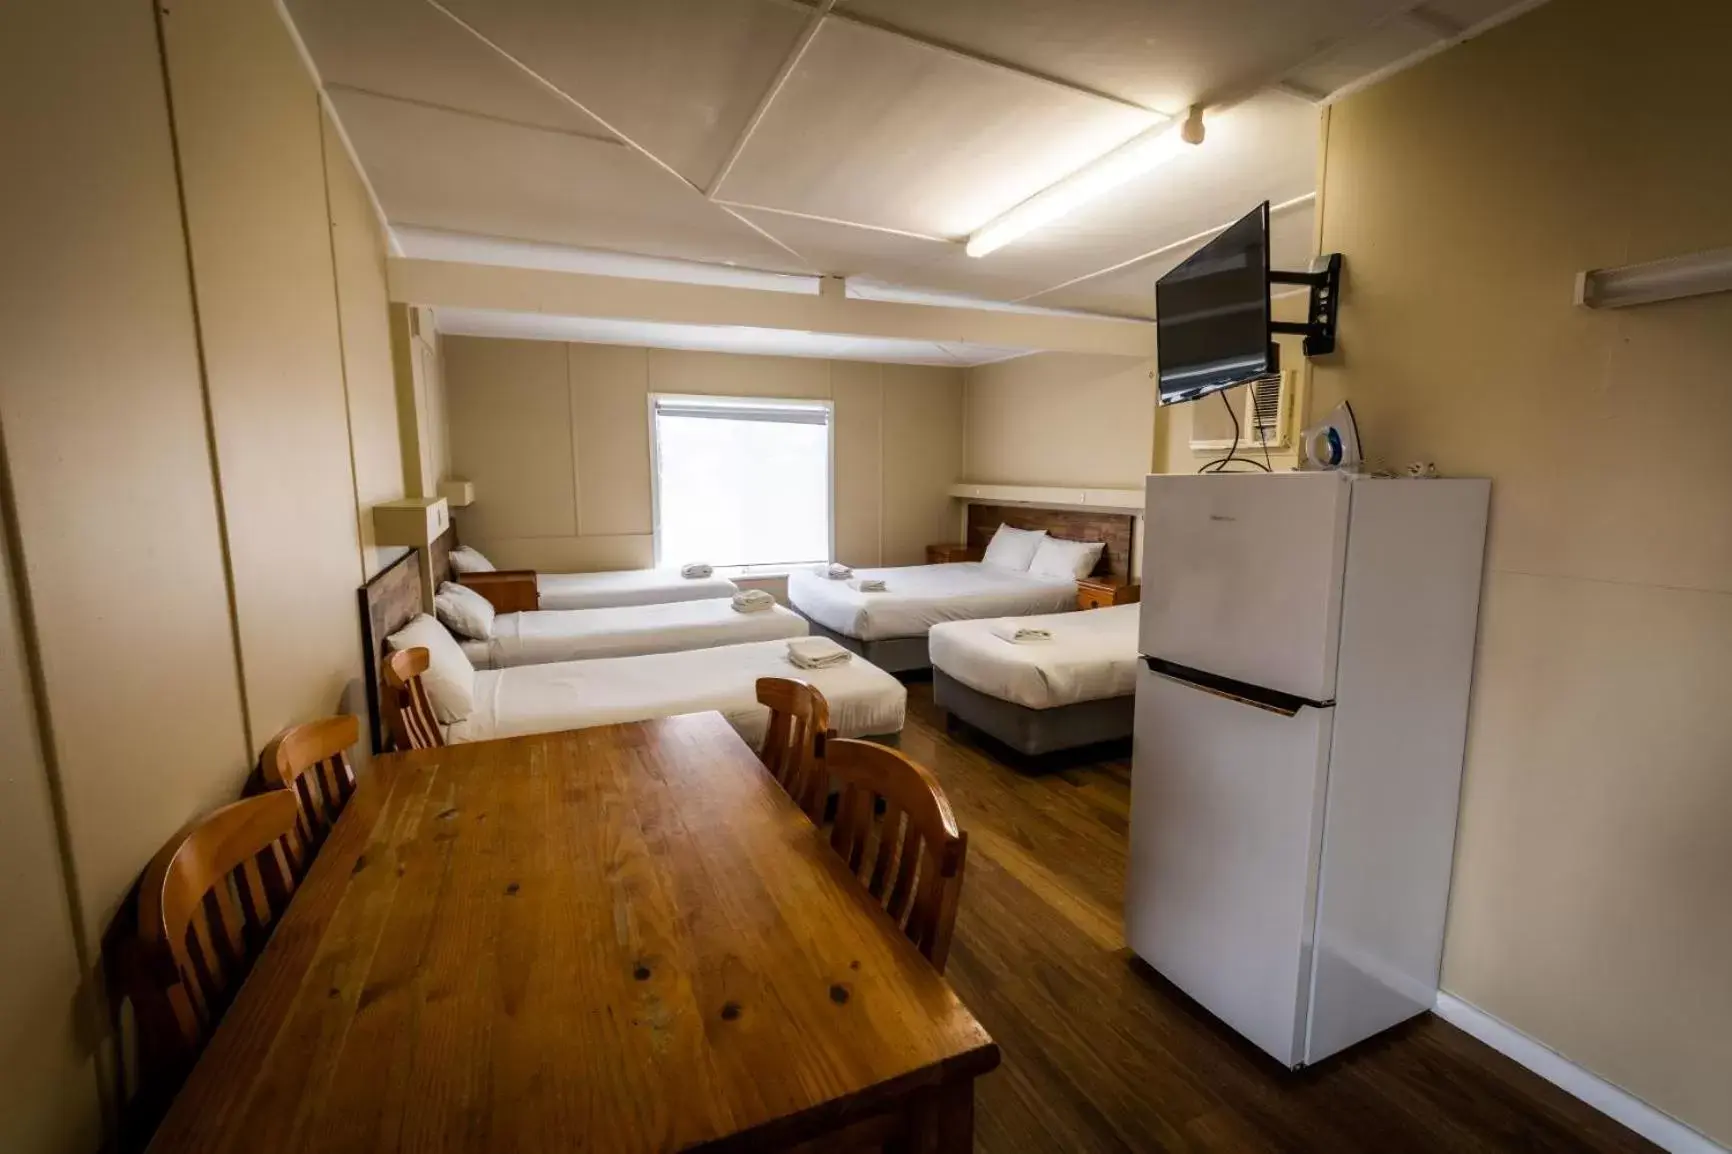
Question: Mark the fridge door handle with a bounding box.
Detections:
[1142,657,1334,717]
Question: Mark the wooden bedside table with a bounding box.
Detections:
[926,543,983,564]
[1075,576,1141,611]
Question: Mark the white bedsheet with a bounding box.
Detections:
[928,603,1141,709]
[446,639,906,747]
[535,568,738,611]
[787,562,1077,641]
[456,600,807,669]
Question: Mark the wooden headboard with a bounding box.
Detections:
[357,547,426,754]
[428,525,456,590]
[965,503,1135,579]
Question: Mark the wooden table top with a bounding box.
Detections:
[148,713,998,1153]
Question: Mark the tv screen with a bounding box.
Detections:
[1155,201,1274,405]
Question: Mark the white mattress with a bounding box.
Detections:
[927,603,1142,710]
[456,600,807,669]
[446,639,906,748]
[787,562,1078,641]
[535,568,739,611]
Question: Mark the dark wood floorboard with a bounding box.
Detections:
[899,682,1659,1154]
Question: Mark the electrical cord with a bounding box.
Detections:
[1198,386,1271,474]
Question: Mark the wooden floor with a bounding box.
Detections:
[898,682,1657,1154]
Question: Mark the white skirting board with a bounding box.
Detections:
[1432,993,1727,1154]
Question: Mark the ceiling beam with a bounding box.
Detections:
[388,258,1155,358]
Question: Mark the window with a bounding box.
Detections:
[651,395,832,569]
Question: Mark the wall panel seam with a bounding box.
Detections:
[317,99,373,581]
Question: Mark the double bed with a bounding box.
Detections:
[929,603,1141,757]
[786,502,1138,672]
[457,598,807,669]
[535,567,738,611]
[788,562,1078,672]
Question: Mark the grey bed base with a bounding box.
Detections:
[801,618,932,673]
[933,669,1134,757]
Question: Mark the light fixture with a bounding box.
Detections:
[966,106,1205,259]
[1574,246,1732,309]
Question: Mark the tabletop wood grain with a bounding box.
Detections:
[147,713,998,1153]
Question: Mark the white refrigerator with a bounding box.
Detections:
[1126,471,1489,1068]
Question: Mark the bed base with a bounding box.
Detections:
[933,669,1134,758]
[802,618,931,673]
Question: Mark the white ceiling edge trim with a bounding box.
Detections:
[1319,0,1557,104]
[391,258,1155,357]
[393,226,818,294]
[847,280,1115,319]
[434,307,1032,367]
[272,0,401,255]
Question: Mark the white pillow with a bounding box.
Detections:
[448,546,495,575]
[981,525,1046,572]
[434,581,496,640]
[1029,536,1106,580]
[385,613,476,724]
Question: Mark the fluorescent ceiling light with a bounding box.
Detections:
[967,108,1204,259]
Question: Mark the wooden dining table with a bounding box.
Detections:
[147,712,999,1153]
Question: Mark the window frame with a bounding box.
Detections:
[646,392,836,573]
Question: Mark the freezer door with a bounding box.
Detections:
[1126,666,1333,1068]
[1141,472,1350,702]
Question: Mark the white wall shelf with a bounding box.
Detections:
[948,482,1145,513]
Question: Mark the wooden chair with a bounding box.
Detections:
[383,646,444,751]
[756,676,831,821]
[130,793,305,1094]
[823,739,969,973]
[259,714,359,854]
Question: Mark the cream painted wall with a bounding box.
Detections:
[324,109,408,578]
[163,0,374,753]
[0,508,102,1154]
[1309,0,1732,1141]
[963,353,1155,487]
[1,1,408,1147]
[443,340,965,572]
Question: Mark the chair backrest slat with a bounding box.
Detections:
[260,715,360,856]
[383,648,444,751]
[754,677,830,820]
[820,740,969,973]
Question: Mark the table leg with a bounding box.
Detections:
[904,1080,974,1154]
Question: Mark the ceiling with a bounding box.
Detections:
[287,0,1543,350]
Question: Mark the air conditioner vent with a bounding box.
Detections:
[1187,370,1295,452]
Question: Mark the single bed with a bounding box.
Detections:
[787,563,1079,672]
[446,638,906,749]
[456,599,808,669]
[929,603,1141,756]
[535,568,739,610]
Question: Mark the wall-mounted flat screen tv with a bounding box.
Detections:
[1155,200,1276,405]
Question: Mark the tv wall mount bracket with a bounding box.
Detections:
[1268,253,1343,357]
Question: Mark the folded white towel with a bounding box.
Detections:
[849,577,886,593]
[680,562,713,579]
[731,589,775,613]
[990,622,1054,644]
[824,562,853,580]
[787,636,852,670]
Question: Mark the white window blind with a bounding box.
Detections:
[651,395,832,569]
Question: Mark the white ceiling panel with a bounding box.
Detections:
[284,0,608,136]
[797,90,1318,305]
[725,207,960,282]
[1034,201,1319,318]
[715,17,1160,239]
[1283,11,1449,98]
[330,90,806,270]
[833,0,1413,112]
[434,308,1031,366]
[438,0,810,188]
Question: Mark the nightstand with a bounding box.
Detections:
[926,543,983,564]
[1075,576,1141,611]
